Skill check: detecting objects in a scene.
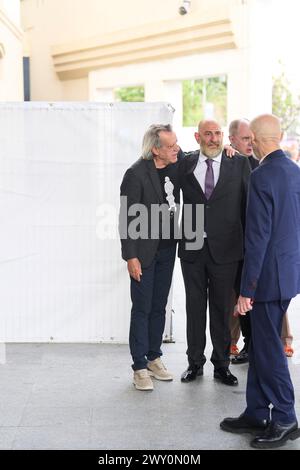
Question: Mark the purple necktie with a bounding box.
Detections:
[204,159,214,199]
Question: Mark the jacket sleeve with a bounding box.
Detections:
[119,168,142,261]
[240,170,273,298]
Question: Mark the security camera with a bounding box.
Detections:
[179,0,191,15]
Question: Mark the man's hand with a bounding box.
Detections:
[127,258,142,282]
[224,144,236,158]
[237,295,253,315]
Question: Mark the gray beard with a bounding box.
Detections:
[201,148,222,159]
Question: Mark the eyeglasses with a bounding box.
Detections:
[162,143,179,150]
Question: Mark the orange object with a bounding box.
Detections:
[284,346,294,357]
[230,344,239,356]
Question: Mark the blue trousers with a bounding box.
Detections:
[129,246,176,371]
[245,300,297,425]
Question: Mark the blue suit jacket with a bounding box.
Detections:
[241,149,300,301]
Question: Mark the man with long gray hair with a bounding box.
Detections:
[119,124,180,391]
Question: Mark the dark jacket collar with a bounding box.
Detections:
[248,155,259,170]
[260,149,286,166]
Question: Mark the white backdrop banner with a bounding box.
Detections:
[0,102,174,342]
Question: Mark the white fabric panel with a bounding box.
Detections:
[0,102,174,342]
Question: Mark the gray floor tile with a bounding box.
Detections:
[0,288,299,450]
[0,428,18,450]
[0,407,24,426]
[20,407,92,427]
[12,425,91,450]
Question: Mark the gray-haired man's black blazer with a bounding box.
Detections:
[119,157,181,268]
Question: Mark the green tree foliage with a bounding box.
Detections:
[115,86,145,102]
[272,71,300,135]
[182,76,227,127]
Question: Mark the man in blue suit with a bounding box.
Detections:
[220,114,300,449]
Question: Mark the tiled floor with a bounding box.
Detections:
[0,263,299,450]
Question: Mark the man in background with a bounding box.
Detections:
[228,119,257,363]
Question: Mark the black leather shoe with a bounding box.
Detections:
[251,421,300,449]
[214,367,238,386]
[231,349,249,365]
[181,365,203,382]
[220,413,268,434]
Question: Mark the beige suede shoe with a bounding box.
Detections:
[147,358,173,381]
[133,369,154,391]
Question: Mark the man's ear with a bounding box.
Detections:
[194,132,200,144]
[229,135,234,145]
[152,146,159,157]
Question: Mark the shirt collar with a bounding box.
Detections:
[199,151,222,163]
[259,152,271,164]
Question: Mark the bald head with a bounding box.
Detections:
[250,114,282,160]
[198,119,220,132]
[195,120,223,158]
[250,114,281,141]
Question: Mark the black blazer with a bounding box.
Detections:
[119,157,181,268]
[248,154,259,170]
[178,150,251,264]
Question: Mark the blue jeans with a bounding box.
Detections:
[129,245,176,371]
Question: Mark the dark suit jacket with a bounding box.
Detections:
[241,149,300,301]
[119,157,181,268]
[248,155,259,170]
[178,150,251,264]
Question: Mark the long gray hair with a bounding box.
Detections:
[141,124,173,160]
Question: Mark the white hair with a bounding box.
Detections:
[141,124,173,160]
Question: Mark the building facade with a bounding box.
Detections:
[0,0,23,100]
[2,0,274,140]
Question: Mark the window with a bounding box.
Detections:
[182,75,227,126]
[114,86,145,102]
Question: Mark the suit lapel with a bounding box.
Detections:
[209,152,233,202]
[145,159,164,203]
[185,152,207,201]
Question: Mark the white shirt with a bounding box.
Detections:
[193,151,222,238]
[193,151,222,191]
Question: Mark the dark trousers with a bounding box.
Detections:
[234,261,251,351]
[129,245,176,371]
[181,240,238,369]
[245,300,296,425]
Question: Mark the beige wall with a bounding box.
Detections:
[22,0,217,43]
[0,0,23,101]
[21,0,191,100]
[20,0,273,127]
[20,0,240,101]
